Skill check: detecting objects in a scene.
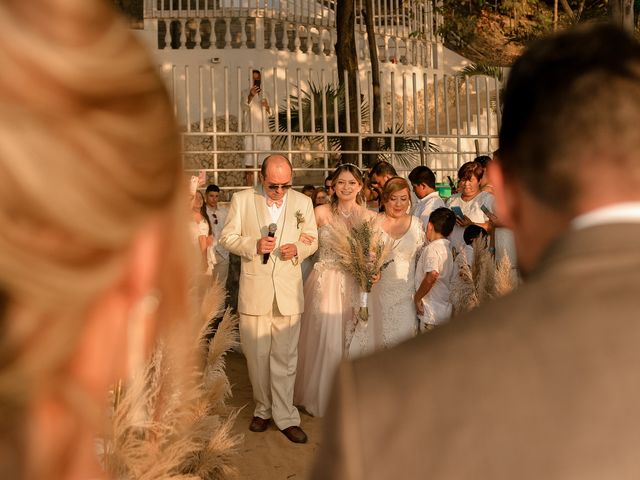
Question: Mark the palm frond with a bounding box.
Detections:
[373,126,441,168]
[457,63,503,82]
[270,81,369,150]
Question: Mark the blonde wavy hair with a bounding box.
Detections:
[0,0,189,477]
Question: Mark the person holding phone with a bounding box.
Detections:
[445,161,494,249]
[243,69,272,186]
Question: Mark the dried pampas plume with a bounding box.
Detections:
[451,240,518,315]
[495,249,517,297]
[102,280,241,480]
[451,248,480,315]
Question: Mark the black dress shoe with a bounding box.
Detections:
[280,426,308,444]
[249,416,270,432]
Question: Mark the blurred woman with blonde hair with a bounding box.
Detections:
[0,1,197,478]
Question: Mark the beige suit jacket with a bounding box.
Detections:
[313,224,640,479]
[220,186,318,316]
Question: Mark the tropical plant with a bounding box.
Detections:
[270,82,440,168]
[270,81,369,150]
[458,63,504,82]
[456,62,505,113]
[368,126,440,168]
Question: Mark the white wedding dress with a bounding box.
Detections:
[349,216,425,358]
[294,224,357,417]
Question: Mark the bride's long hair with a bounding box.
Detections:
[329,163,366,212]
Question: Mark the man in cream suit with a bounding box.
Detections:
[220,155,317,443]
[314,24,640,478]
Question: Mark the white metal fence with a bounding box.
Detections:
[168,64,501,196]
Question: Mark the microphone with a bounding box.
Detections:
[263,223,277,264]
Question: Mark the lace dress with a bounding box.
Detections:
[294,225,357,417]
[349,216,425,358]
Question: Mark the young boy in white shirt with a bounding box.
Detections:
[414,207,456,331]
[408,165,445,229]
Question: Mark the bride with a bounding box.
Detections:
[349,177,425,357]
[294,164,375,417]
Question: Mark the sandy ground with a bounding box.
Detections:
[226,351,323,480]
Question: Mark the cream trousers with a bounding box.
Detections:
[239,300,301,430]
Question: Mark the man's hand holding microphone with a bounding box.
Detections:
[257,223,307,263]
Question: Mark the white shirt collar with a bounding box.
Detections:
[571,202,640,230]
[418,191,440,204]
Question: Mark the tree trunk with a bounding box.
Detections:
[559,0,576,23]
[336,0,360,164]
[609,0,635,33]
[362,0,382,167]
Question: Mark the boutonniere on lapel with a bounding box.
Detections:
[295,210,305,229]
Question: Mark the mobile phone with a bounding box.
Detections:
[450,206,464,218]
[480,204,492,216]
[253,79,261,92]
[447,175,455,189]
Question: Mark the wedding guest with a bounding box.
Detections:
[311,187,329,207]
[481,150,518,268]
[302,184,315,197]
[192,190,215,274]
[0,0,189,477]
[408,165,445,229]
[446,161,494,249]
[220,155,318,443]
[295,164,375,417]
[368,160,397,191]
[204,184,230,286]
[363,177,381,211]
[368,161,397,211]
[243,70,271,186]
[324,173,335,197]
[475,155,495,194]
[314,23,640,480]
[349,177,424,357]
[414,208,456,332]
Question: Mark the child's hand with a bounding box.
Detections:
[414,295,424,316]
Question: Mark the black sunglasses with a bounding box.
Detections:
[267,184,292,191]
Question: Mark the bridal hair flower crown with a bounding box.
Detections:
[335,162,363,173]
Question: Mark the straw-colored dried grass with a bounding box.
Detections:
[323,212,393,293]
[102,280,241,480]
[451,240,518,315]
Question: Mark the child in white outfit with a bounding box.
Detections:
[414,207,456,331]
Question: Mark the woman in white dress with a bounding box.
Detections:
[190,190,215,274]
[294,164,375,417]
[446,161,495,250]
[349,177,425,357]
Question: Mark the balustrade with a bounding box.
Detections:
[146,0,439,68]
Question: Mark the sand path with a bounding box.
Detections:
[226,351,323,480]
